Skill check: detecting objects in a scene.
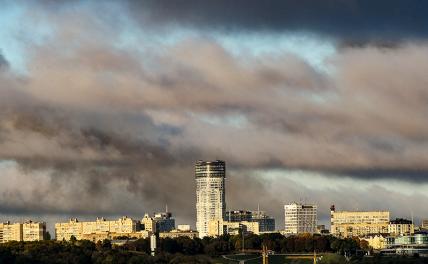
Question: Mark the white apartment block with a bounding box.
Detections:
[284,203,317,235]
[195,160,226,238]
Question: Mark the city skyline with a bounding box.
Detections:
[1,0,428,234]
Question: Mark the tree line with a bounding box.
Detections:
[0,233,368,264]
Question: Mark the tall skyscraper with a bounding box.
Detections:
[284,202,317,235]
[195,160,226,238]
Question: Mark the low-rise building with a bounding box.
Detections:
[159,229,199,239]
[387,232,428,248]
[81,230,150,242]
[330,205,389,238]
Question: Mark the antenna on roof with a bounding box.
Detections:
[166,204,168,213]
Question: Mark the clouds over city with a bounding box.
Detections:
[0,0,428,226]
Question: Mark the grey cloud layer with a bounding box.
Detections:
[1,2,428,222]
[129,0,428,41]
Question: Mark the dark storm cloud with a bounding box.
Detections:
[335,169,428,182]
[0,52,9,70]
[0,95,200,220]
[130,0,428,40]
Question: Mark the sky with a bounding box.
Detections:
[1,0,428,233]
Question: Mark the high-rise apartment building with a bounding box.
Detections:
[23,220,46,241]
[55,218,83,241]
[0,222,22,243]
[330,205,390,238]
[195,160,226,238]
[0,220,46,243]
[284,203,317,235]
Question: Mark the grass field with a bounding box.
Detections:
[213,254,316,264]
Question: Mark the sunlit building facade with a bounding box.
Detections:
[388,219,414,236]
[284,203,317,235]
[55,216,138,241]
[0,220,46,243]
[330,205,390,238]
[23,220,46,241]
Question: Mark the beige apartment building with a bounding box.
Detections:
[330,205,390,238]
[141,214,156,232]
[388,219,414,236]
[0,222,22,243]
[208,219,260,237]
[23,221,46,241]
[0,221,46,243]
[55,218,84,240]
[55,216,139,241]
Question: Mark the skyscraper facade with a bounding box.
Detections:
[195,160,226,238]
